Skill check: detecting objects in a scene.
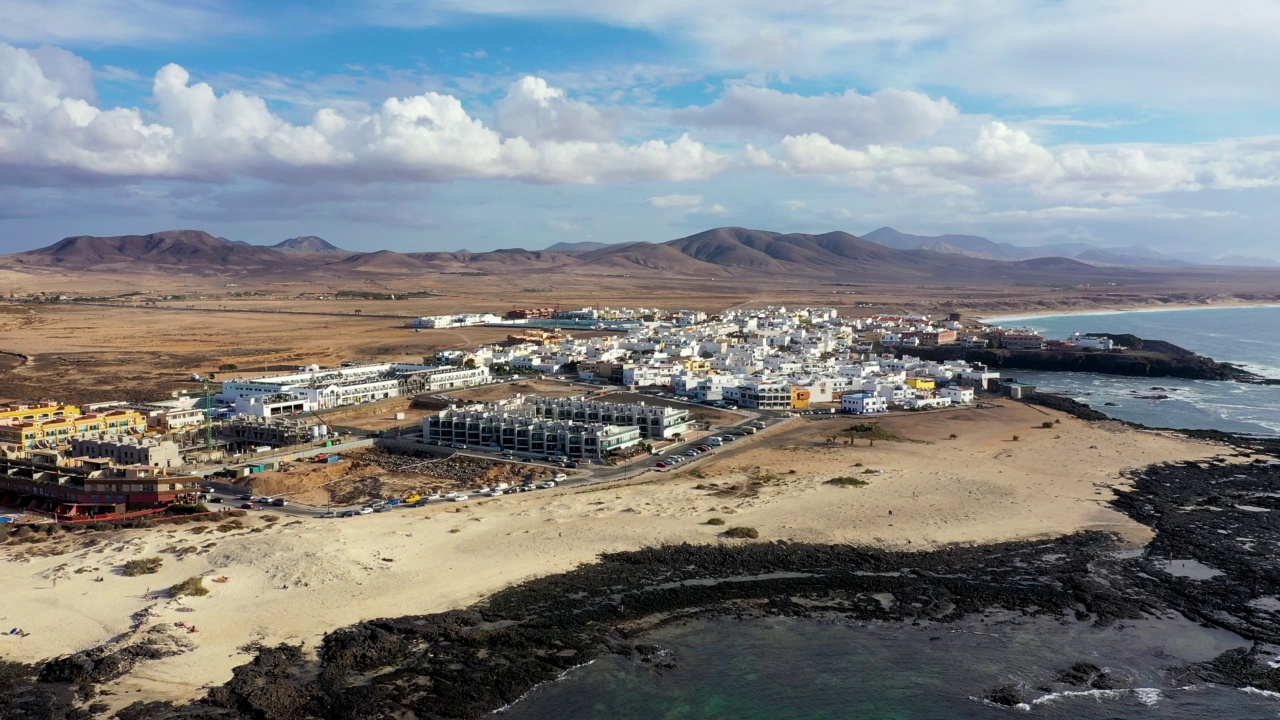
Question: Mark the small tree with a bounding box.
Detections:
[219,363,238,372]
[724,526,760,539]
[1012,434,1021,442]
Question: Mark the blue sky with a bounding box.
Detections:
[1,0,1279,258]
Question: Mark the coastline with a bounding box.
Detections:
[976,300,1280,325]
[9,436,1280,719]
[0,403,1229,714]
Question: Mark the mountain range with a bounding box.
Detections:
[2,227,1179,284]
[860,227,1278,268]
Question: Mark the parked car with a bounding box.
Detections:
[655,462,670,469]
[359,506,374,515]
[238,493,253,501]
[255,496,272,504]
[696,445,712,452]
[450,443,467,449]
[210,497,224,503]
[320,510,337,518]
[386,498,402,506]
[451,494,469,502]
[239,502,255,510]
[538,481,557,489]
[339,510,356,518]
[271,498,287,507]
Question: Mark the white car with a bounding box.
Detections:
[358,506,373,515]
[444,491,459,498]
[451,494,470,502]
[486,490,504,497]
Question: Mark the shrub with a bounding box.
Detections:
[1041,421,1055,429]
[122,557,163,576]
[169,576,209,598]
[723,526,760,540]
[826,476,870,488]
[259,515,280,523]
[1012,435,1021,442]
[949,433,958,439]
[706,517,726,526]
[91,523,114,532]
[168,504,208,515]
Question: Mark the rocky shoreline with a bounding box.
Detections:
[3,446,1279,719]
[906,333,1276,383]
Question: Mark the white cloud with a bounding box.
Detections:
[0,44,727,186]
[376,1,1280,109]
[549,218,580,231]
[675,85,958,145]
[647,193,725,216]
[777,121,1280,200]
[781,199,807,211]
[494,76,619,143]
[648,194,703,208]
[0,0,246,44]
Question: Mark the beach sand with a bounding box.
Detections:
[0,403,1228,709]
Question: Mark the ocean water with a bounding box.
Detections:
[982,306,1280,435]
[505,615,1278,719]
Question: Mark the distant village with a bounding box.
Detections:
[0,305,1101,525]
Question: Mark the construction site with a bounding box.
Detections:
[235,448,568,506]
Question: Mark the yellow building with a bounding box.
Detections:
[682,359,712,372]
[790,387,812,409]
[0,409,146,449]
[0,402,80,425]
[905,377,936,391]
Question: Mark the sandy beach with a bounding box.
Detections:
[0,403,1229,710]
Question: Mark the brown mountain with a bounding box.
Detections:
[0,226,1178,284]
[9,230,303,272]
[272,236,348,254]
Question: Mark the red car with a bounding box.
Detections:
[239,502,256,510]
[696,445,713,452]
[655,462,670,469]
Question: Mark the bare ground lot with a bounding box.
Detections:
[440,378,587,403]
[245,448,570,505]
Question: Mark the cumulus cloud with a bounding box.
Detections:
[778,121,1280,200]
[0,43,726,187]
[494,76,620,142]
[675,85,958,145]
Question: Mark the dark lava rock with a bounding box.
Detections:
[902,336,1268,382]
[983,685,1025,707]
[11,457,1280,720]
[1057,662,1103,686]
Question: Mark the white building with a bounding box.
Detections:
[939,386,975,404]
[842,393,888,414]
[904,396,952,410]
[218,363,490,416]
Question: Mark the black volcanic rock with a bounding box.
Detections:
[903,338,1261,382]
